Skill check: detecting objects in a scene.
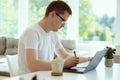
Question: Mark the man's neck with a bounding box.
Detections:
[38,18,51,33]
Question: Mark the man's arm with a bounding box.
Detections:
[55,49,79,68]
[26,49,51,72]
[55,48,92,68]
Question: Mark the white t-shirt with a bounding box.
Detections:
[18,23,63,74]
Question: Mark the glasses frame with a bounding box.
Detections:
[56,13,65,22]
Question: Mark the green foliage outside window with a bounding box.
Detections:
[0,0,18,37]
[29,0,51,24]
[79,0,95,40]
[79,0,115,42]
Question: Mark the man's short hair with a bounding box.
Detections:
[45,0,72,17]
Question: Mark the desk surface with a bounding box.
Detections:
[3,60,120,80]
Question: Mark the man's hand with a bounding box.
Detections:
[64,56,79,68]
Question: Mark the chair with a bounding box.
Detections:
[6,54,19,77]
[114,54,120,63]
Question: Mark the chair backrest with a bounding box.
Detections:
[6,54,19,77]
[114,54,120,63]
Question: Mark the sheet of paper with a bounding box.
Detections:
[76,62,90,67]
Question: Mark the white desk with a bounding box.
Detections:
[3,60,120,80]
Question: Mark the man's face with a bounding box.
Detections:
[52,11,70,32]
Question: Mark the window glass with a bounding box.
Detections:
[29,0,50,25]
[0,0,18,37]
[79,0,116,43]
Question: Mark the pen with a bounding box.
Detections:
[32,75,37,80]
[73,51,76,57]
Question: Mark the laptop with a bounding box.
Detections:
[63,49,108,73]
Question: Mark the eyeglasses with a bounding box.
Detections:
[56,13,65,22]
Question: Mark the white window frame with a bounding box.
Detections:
[114,0,120,45]
[66,0,79,42]
[18,0,28,37]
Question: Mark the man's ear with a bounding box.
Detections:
[49,11,56,17]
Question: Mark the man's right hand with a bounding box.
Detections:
[64,56,79,68]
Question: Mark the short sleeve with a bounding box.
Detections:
[23,29,39,50]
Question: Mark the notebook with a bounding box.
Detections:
[63,49,108,73]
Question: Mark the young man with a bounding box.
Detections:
[18,0,92,75]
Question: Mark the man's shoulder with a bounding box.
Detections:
[26,23,41,32]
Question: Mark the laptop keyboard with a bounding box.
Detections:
[71,67,86,72]
[77,67,86,72]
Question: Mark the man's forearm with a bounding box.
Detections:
[79,57,90,63]
[28,60,51,72]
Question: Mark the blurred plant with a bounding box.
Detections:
[104,46,116,59]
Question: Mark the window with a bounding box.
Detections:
[0,0,117,45]
[80,0,116,43]
[67,0,116,44]
[0,0,18,37]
